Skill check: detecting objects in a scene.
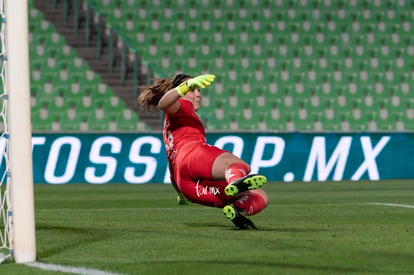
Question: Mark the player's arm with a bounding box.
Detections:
[157,88,181,114]
[158,74,215,114]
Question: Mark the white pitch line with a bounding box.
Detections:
[24,261,124,275]
[367,203,414,209]
[0,253,12,264]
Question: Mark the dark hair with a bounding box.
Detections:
[137,74,192,110]
[172,73,192,87]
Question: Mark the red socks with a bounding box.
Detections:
[233,190,268,215]
[224,162,250,184]
[225,162,268,215]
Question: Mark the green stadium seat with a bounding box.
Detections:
[86,116,109,131]
[31,104,59,131]
[28,2,153,132]
[59,115,82,131]
[29,0,414,132]
[115,110,142,131]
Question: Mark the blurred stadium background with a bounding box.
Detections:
[29,0,414,133]
[2,1,413,272]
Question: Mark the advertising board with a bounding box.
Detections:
[15,132,410,184]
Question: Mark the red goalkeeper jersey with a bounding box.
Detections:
[163,99,206,162]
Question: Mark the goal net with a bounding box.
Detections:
[0,0,11,263]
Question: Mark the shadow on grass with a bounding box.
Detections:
[184,222,330,233]
[258,227,331,233]
[35,224,113,259]
[184,222,229,228]
[143,259,378,274]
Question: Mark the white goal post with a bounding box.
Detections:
[0,0,36,263]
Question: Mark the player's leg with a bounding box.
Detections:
[178,178,228,208]
[175,145,268,229]
[173,144,226,207]
[178,176,269,230]
[177,178,268,212]
[223,189,269,230]
[212,152,267,196]
[231,189,269,216]
[190,147,268,229]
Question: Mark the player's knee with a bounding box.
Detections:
[251,189,269,206]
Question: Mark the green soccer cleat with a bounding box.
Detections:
[223,204,257,230]
[224,174,267,197]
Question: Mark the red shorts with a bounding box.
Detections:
[172,142,232,207]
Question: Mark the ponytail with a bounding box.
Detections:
[137,74,192,110]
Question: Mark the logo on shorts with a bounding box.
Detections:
[195,180,220,197]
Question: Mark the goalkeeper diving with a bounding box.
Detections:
[137,73,268,229]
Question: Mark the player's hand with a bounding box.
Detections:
[187,74,215,89]
[177,192,190,205]
[176,74,215,96]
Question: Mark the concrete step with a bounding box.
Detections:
[32,0,161,130]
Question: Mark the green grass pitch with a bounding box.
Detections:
[2,180,414,274]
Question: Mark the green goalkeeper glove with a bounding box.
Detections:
[176,74,216,97]
[177,192,190,205]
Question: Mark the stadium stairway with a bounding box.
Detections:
[32,0,162,130]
